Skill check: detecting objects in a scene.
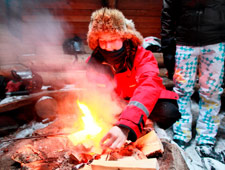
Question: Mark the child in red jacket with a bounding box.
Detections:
[87,8,180,149]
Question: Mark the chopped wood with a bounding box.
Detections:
[132,148,148,160]
[69,152,93,164]
[91,158,159,170]
[135,130,164,158]
[101,142,146,161]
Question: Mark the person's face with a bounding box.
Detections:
[98,32,123,51]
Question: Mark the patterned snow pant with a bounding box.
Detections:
[173,43,225,145]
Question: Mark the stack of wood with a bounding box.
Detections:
[8,129,163,170]
[91,130,163,170]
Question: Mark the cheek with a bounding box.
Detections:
[114,40,123,50]
[99,41,106,49]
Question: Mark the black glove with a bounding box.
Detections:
[163,54,175,80]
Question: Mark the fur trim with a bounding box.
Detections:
[87,8,143,50]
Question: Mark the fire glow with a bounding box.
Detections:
[68,100,102,146]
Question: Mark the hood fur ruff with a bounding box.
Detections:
[87,8,143,50]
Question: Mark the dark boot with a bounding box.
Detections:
[195,144,224,163]
[173,139,189,149]
[219,150,225,163]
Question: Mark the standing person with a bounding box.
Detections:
[161,0,225,161]
[87,8,181,149]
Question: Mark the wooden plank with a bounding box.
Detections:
[22,15,91,22]
[0,87,84,113]
[91,158,159,170]
[128,17,160,24]
[118,0,162,10]
[136,28,161,34]
[23,8,94,17]
[142,33,161,38]
[25,0,101,10]
[135,130,164,157]
[135,24,160,29]
[62,23,89,31]
[121,9,161,17]
[61,27,88,34]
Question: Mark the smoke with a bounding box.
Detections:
[1,1,126,145]
[59,68,125,128]
[0,0,68,65]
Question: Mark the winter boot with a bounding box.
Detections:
[173,139,190,149]
[195,144,224,163]
[219,150,225,163]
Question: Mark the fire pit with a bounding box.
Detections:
[0,89,189,170]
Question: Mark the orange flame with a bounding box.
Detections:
[68,100,102,146]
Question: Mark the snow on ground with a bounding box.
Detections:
[0,95,224,169]
[156,100,225,170]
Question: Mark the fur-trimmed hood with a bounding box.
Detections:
[87,8,143,50]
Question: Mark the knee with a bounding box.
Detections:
[149,101,181,129]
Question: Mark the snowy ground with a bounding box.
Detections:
[0,95,224,169]
[156,100,225,170]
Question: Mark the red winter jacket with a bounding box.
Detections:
[114,46,178,141]
[87,46,178,141]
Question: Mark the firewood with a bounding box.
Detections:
[69,152,93,164]
[132,148,148,160]
[135,130,164,158]
[91,158,159,170]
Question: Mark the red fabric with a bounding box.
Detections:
[87,46,178,141]
[115,46,178,141]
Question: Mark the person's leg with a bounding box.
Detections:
[149,99,180,129]
[173,45,199,144]
[195,43,225,161]
[196,43,225,145]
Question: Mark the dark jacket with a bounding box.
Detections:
[161,0,225,55]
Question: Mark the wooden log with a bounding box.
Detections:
[122,9,161,17]
[153,53,164,67]
[91,158,159,170]
[24,0,101,10]
[34,96,58,121]
[117,0,162,10]
[22,15,91,22]
[135,130,164,158]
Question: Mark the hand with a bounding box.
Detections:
[100,126,130,149]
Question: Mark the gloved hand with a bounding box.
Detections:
[163,53,175,80]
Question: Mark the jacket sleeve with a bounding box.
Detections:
[116,50,164,141]
[161,0,177,55]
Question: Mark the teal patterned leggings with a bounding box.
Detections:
[173,43,225,145]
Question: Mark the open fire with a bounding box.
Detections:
[68,100,102,146]
[0,98,165,170]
